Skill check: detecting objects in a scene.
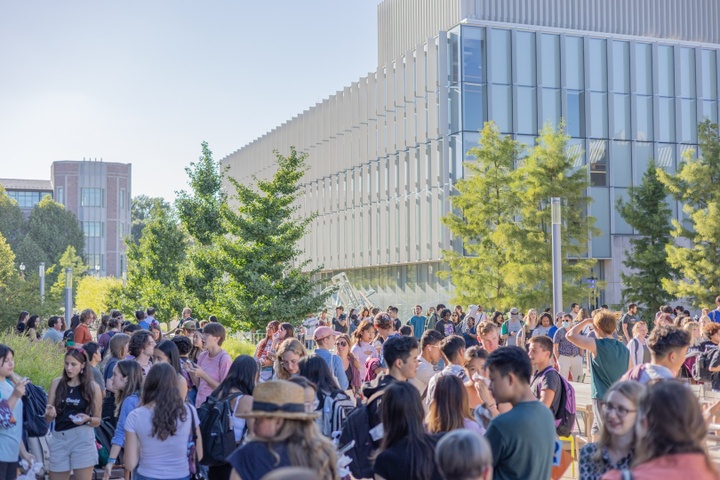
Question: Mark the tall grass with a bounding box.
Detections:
[0,330,65,390]
[222,336,256,359]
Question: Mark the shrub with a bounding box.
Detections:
[0,330,65,390]
[222,336,256,359]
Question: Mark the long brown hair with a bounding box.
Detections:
[336,334,359,371]
[274,338,307,380]
[633,380,714,471]
[351,320,374,346]
[141,363,187,440]
[426,375,473,433]
[592,380,645,464]
[53,349,96,415]
[113,360,143,417]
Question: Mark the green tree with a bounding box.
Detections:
[0,231,16,289]
[658,120,720,307]
[124,207,188,321]
[131,195,171,245]
[176,142,227,245]
[76,276,123,315]
[176,142,229,319]
[441,122,523,310]
[48,245,87,301]
[0,186,27,255]
[14,234,48,274]
[616,159,676,313]
[26,196,84,280]
[509,122,597,309]
[219,147,327,330]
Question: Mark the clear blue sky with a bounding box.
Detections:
[0,1,380,201]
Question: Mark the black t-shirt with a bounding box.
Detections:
[530,366,563,418]
[620,313,637,336]
[333,316,348,334]
[373,434,444,480]
[227,441,291,480]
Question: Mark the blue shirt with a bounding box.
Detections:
[709,310,720,323]
[406,316,427,339]
[112,392,139,447]
[547,325,559,340]
[314,348,349,390]
[0,379,23,462]
[138,320,150,330]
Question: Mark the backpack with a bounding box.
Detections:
[22,382,50,437]
[534,367,576,437]
[321,390,356,438]
[94,419,119,468]
[693,348,717,382]
[197,392,241,466]
[337,390,384,479]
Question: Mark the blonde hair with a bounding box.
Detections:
[593,381,645,464]
[632,321,647,337]
[275,338,307,380]
[258,418,338,480]
[684,321,700,343]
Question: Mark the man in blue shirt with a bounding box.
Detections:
[406,305,426,340]
[313,326,349,389]
[709,296,720,323]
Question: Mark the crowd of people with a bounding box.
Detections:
[2,299,720,480]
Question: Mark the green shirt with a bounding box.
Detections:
[485,400,556,480]
[591,337,630,399]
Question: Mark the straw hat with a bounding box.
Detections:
[239,380,320,420]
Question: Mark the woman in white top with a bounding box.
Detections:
[350,320,378,379]
[206,355,257,480]
[626,321,650,367]
[124,363,203,480]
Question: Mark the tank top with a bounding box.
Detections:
[55,384,90,432]
[232,395,246,443]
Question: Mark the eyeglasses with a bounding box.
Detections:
[600,401,636,418]
[335,341,348,347]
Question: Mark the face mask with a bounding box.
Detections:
[562,322,571,329]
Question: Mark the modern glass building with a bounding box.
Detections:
[221,0,720,312]
[0,178,53,216]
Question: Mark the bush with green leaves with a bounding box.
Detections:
[222,336,256,359]
[0,331,65,391]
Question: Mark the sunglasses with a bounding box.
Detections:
[335,341,348,347]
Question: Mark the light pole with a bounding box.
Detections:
[19,262,25,280]
[551,198,563,317]
[65,268,73,323]
[39,262,45,302]
[95,264,100,278]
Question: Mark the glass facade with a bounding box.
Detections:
[7,190,50,209]
[224,19,720,311]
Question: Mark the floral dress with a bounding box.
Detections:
[579,443,633,480]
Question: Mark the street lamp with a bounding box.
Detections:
[551,198,563,317]
[19,262,25,280]
[95,264,100,277]
[65,268,73,323]
[39,262,45,302]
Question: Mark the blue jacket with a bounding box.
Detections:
[314,348,349,390]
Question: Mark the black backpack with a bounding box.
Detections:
[94,419,121,468]
[693,348,718,382]
[197,393,241,466]
[22,382,50,437]
[337,390,384,479]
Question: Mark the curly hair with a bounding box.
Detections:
[274,338,307,380]
[128,330,153,357]
[142,363,187,440]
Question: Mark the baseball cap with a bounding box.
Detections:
[182,320,197,331]
[313,326,341,341]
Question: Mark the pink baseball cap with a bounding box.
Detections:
[313,326,342,341]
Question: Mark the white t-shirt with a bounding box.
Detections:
[125,404,199,479]
[0,379,23,462]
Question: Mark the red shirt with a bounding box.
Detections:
[74,324,92,345]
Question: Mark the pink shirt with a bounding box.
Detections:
[195,349,232,407]
[351,341,378,379]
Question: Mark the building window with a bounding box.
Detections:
[658,97,676,142]
[612,41,630,94]
[541,34,560,88]
[565,37,584,90]
[635,43,653,95]
[515,31,536,86]
[588,39,608,92]
[589,140,608,186]
[541,88,561,128]
[490,29,511,84]
[462,26,484,84]
[679,48,696,99]
[491,85,512,133]
[635,95,653,141]
[657,46,675,97]
[611,141,632,187]
[81,188,104,207]
[701,50,718,100]
[589,92,608,138]
[612,94,631,140]
[566,91,586,138]
[83,221,104,238]
[120,189,126,209]
[462,83,484,132]
[517,87,537,134]
[56,187,64,205]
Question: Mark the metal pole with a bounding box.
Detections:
[39,262,45,302]
[551,198,563,317]
[65,268,73,323]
